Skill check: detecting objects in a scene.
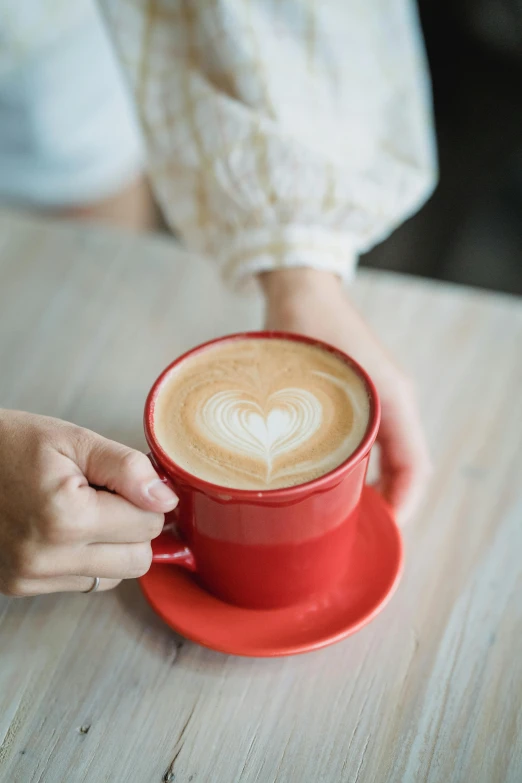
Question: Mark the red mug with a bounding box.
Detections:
[144,332,381,609]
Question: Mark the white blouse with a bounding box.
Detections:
[1,0,437,285]
[100,0,437,286]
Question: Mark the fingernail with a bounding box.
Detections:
[145,479,178,509]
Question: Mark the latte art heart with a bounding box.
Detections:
[198,388,322,478]
[153,338,370,489]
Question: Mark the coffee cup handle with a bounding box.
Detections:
[147,453,196,571]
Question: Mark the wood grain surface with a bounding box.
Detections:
[0,211,521,783]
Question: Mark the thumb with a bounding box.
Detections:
[75,430,178,512]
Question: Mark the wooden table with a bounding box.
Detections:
[1,211,521,783]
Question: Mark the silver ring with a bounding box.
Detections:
[83,577,100,594]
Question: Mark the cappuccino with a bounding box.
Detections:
[153,338,370,490]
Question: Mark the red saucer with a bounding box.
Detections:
[139,487,403,657]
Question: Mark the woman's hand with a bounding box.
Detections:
[260,269,432,523]
[0,410,178,596]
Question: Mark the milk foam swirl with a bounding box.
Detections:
[153,338,370,490]
[199,388,322,481]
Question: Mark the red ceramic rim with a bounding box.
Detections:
[144,331,381,499]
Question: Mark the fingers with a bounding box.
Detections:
[80,542,153,579]
[36,482,165,546]
[4,538,153,594]
[0,414,175,599]
[91,490,165,543]
[74,431,178,513]
[377,382,432,525]
[4,576,121,597]
[378,459,430,526]
[32,542,154,581]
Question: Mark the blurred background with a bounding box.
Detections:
[362,0,522,295]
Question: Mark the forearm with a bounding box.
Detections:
[259,268,342,309]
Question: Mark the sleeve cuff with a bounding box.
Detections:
[219,226,359,289]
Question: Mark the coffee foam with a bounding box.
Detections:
[153,338,370,490]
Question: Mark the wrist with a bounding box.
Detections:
[259,268,342,307]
